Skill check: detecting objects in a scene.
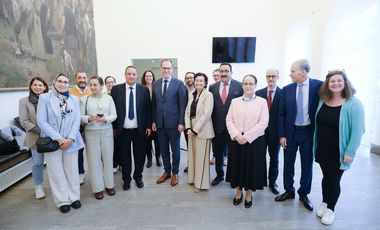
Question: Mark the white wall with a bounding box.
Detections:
[0,91,28,127]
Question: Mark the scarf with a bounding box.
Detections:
[53,85,72,116]
[28,91,39,111]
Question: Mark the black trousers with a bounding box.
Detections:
[265,135,280,186]
[320,164,344,211]
[212,130,231,178]
[78,147,85,174]
[146,131,160,161]
[119,129,146,183]
[113,133,121,168]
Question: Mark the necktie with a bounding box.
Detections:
[221,82,228,105]
[163,80,168,98]
[295,84,304,125]
[128,87,134,120]
[267,89,273,110]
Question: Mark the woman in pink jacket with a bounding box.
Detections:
[226,74,269,208]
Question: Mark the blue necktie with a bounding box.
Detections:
[295,84,304,125]
[163,80,168,98]
[128,87,134,120]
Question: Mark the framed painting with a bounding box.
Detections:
[0,0,97,91]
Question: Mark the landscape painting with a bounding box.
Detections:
[0,0,97,89]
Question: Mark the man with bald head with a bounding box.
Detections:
[275,59,322,212]
[256,69,282,195]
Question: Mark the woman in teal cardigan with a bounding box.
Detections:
[313,70,365,225]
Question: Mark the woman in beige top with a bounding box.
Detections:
[185,72,215,192]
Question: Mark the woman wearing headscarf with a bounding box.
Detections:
[37,73,84,213]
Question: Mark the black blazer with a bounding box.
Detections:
[209,79,243,134]
[111,83,152,136]
[256,87,282,141]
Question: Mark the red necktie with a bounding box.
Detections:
[221,82,228,105]
[267,89,273,109]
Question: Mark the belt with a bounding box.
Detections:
[294,125,311,130]
[123,128,138,131]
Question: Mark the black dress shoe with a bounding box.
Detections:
[183,167,188,173]
[136,180,144,188]
[71,200,81,209]
[269,185,280,195]
[146,160,152,168]
[156,158,162,167]
[123,182,130,191]
[244,196,252,208]
[233,195,243,206]
[299,195,313,211]
[211,177,224,186]
[275,192,295,201]
[59,205,70,213]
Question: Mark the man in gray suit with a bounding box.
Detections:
[152,59,187,186]
[209,63,243,186]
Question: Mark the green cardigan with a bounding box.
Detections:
[313,97,365,170]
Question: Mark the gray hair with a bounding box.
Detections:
[293,59,310,73]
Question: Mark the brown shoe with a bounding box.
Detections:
[156,173,171,184]
[94,191,104,200]
[171,174,179,186]
[106,188,116,196]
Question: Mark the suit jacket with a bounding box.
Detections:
[278,78,323,139]
[19,97,39,147]
[36,92,84,152]
[256,87,282,141]
[111,83,152,136]
[209,79,243,134]
[152,77,187,129]
[185,90,215,139]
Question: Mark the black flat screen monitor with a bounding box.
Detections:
[212,37,256,63]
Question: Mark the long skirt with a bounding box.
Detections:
[226,135,267,191]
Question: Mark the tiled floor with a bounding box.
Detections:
[0,143,379,229]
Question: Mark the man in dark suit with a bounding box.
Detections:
[256,68,282,195]
[111,66,152,191]
[152,59,187,187]
[209,63,243,186]
[275,59,323,211]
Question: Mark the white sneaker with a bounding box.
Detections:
[210,157,215,165]
[321,209,335,225]
[223,157,228,166]
[113,167,118,174]
[316,202,327,217]
[79,173,85,185]
[35,185,45,199]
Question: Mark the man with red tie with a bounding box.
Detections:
[256,69,282,195]
[209,63,243,186]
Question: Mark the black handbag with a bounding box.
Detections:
[36,137,59,153]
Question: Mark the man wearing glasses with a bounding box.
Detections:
[256,69,282,195]
[209,63,243,186]
[152,59,187,186]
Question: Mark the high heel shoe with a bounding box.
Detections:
[244,196,252,208]
[233,195,243,206]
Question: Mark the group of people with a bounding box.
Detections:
[18,58,365,226]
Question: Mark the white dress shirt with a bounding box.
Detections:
[123,83,138,128]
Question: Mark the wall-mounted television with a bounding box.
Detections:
[212,37,256,63]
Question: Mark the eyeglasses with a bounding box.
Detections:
[266,75,277,79]
[57,80,69,84]
[161,67,172,70]
[243,82,255,86]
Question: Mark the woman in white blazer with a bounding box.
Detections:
[80,76,117,200]
[19,77,49,199]
[185,72,215,192]
[37,73,84,214]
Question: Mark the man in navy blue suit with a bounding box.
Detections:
[152,59,187,187]
[256,68,282,195]
[275,59,322,211]
[111,66,152,191]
